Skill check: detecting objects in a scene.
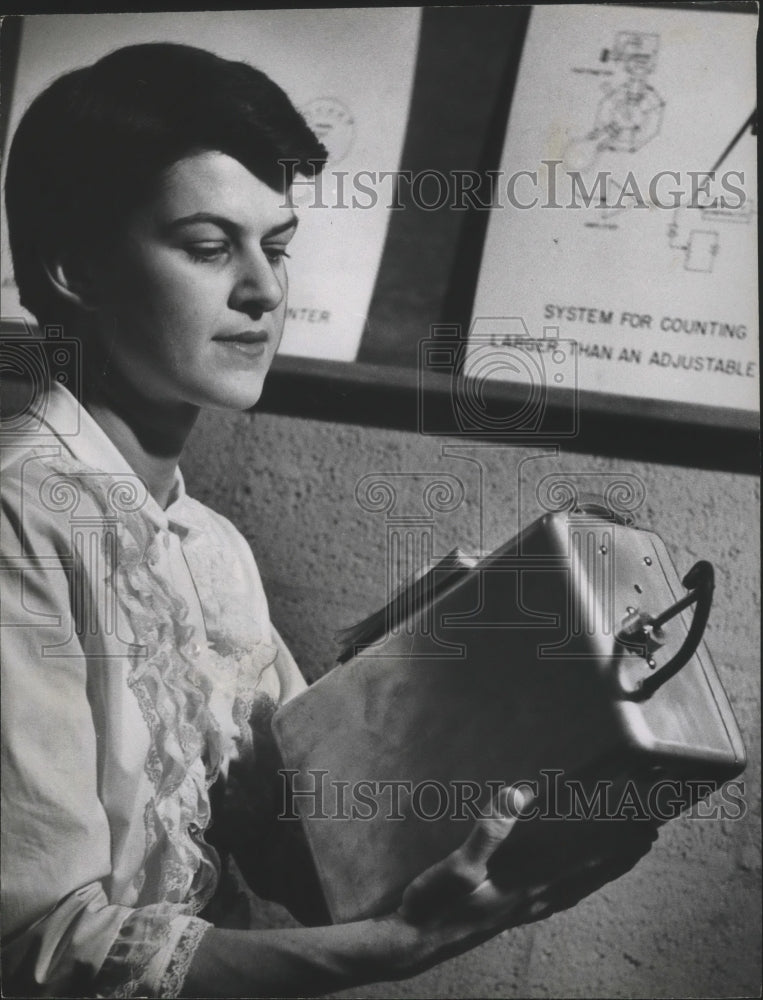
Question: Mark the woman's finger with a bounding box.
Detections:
[400,785,531,924]
[459,786,530,867]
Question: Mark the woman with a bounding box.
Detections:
[1,42,653,998]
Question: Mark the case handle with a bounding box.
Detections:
[619,560,715,700]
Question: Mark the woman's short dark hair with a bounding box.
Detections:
[5,42,328,327]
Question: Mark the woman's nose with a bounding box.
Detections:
[228,250,285,315]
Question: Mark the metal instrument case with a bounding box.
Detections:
[272,510,746,923]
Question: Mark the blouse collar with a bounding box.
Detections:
[35,382,195,534]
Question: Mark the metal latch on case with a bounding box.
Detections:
[617,609,668,662]
[615,560,715,700]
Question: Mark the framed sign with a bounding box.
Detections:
[1,6,758,473]
[0,8,421,362]
[469,4,758,415]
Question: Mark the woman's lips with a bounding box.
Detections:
[213,331,268,357]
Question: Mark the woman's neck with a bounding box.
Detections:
[83,375,199,510]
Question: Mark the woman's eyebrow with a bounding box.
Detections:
[163,212,236,233]
[264,216,299,238]
[163,212,298,236]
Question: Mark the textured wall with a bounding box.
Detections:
[183,407,761,999]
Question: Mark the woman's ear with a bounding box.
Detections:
[42,251,101,312]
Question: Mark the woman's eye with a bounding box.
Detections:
[264,246,291,265]
[185,242,230,263]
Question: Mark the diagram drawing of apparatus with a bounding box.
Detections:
[564,31,665,176]
[666,110,757,274]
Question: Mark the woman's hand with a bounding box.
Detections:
[378,785,658,980]
[181,785,657,996]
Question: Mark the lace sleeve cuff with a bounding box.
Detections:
[96,908,212,998]
[157,916,212,997]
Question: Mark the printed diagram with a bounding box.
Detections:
[564,31,666,174]
[669,221,719,274]
[666,109,757,273]
[562,22,757,274]
[667,201,756,273]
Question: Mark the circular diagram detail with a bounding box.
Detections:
[301,97,356,164]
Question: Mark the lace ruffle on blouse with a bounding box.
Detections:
[45,457,279,995]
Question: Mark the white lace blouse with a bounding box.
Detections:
[1,382,307,996]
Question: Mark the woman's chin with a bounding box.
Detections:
[204,378,268,413]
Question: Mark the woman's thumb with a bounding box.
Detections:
[460,785,531,866]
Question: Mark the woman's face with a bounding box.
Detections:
[90,151,297,411]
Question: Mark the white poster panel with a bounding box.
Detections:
[1,10,421,362]
[469,5,758,413]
